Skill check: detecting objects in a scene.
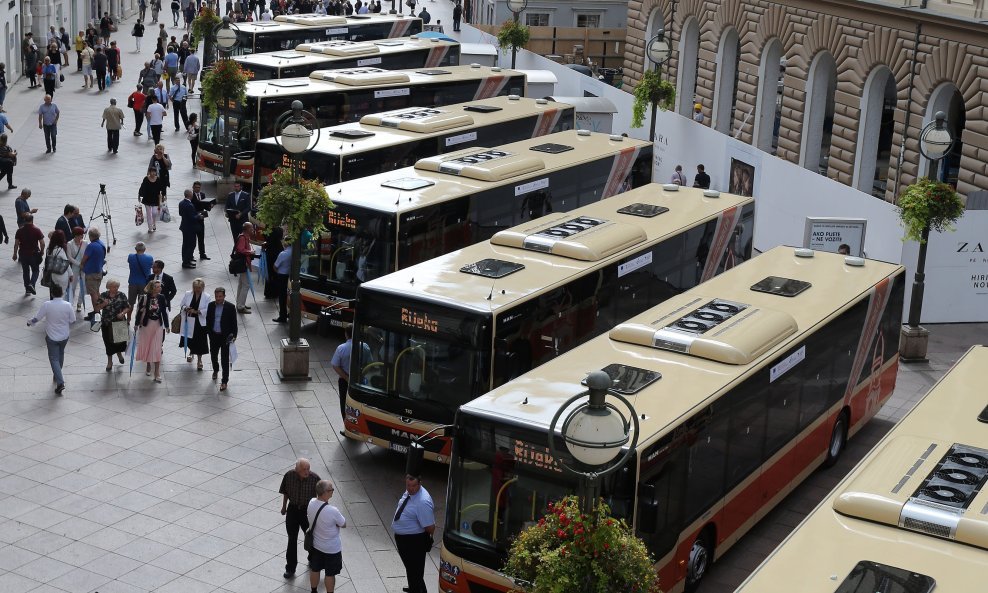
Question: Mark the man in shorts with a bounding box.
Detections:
[80,227,107,320]
[80,42,95,89]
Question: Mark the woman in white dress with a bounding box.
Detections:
[177,278,210,370]
[65,226,87,310]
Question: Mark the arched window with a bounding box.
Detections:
[800,51,837,174]
[676,17,700,117]
[713,28,741,134]
[920,84,966,187]
[753,39,783,153]
[853,66,896,197]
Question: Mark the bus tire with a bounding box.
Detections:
[685,528,714,593]
[823,410,849,468]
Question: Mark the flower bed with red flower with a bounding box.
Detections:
[503,495,662,593]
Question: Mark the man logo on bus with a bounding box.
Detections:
[401,307,438,333]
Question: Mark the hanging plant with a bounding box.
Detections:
[200,58,249,117]
[191,6,221,51]
[256,167,335,241]
[896,177,965,243]
[496,19,531,54]
[503,496,663,593]
[632,70,676,128]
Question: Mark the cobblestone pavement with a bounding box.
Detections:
[0,10,984,593]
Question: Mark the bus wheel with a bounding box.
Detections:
[685,530,713,592]
[823,411,849,468]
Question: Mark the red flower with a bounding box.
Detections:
[557,529,567,538]
[604,543,610,549]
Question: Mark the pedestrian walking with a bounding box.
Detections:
[145,95,167,145]
[59,28,71,67]
[37,94,60,153]
[41,57,57,97]
[0,133,17,190]
[452,0,462,31]
[149,143,173,201]
[15,188,37,228]
[139,169,165,232]
[45,230,71,300]
[233,222,254,314]
[27,284,75,395]
[93,48,109,92]
[65,227,87,310]
[225,182,251,238]
[186,112,200,164]
[670,164,687,186]
[101,98,125,153]
[178,278,210,369]
[139,0,148,22]
[179,189,201,267]
[128,85,146,136]
[262,225,284,299]
[54,205,75,240]
[279,458,322,579]
[74,31,85,71]
[0,62,8,106]
[391,472,436,593]
[95,280,131,369]
[169,77,189,131]
[25,41,40,89]
[80,42,95,88]
[132,20,146,52]
[126,241,154,311]
[171,0,181,25]
[81,227,107,318]
[0,214,7,245]
[135,280,170,382]
[331,326,369,434]
[206,286,237,390]
[139,62,157,93]
[182,51,201,93]
[307,480,347,593]
[13,214,45,295]
[0,108,12,133]
[108,41,121,81]
[270,240,290,323]
[163,47,180,90]
[151,0,161,22]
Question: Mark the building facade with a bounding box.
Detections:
[468,0,628,29]
[623,0,988,201]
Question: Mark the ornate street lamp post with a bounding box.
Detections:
[506,0,528,70]
[214,16,240,183]
[646,29,671,143]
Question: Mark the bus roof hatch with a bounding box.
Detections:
[414,148,545,182]
[275,14,348,25]
[609,296,797,364]
[491,215,646,261]
[298,40,381,57]
[310,68,411,85]
[360,107,475,133]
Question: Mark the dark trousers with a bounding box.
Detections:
[43,78,56,96]
[339,378,348,421]
[395,532,430,593]
[43,124,57,151]
[172,99,188,130]
[196,222,207,256]
[106,129,120,151]
[150,124,162,145]
[0,163,13,187]
[273,272,288,319]
[76,50,83,70]
[209,331,230,384]
[284,505,309,573]
[181,229,197,264]
[96,69,107,90]
[191,138,199,167]
[20,257,40,289]
[133,109,144,133]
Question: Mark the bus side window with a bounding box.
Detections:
[636,446,688,559]
[683,405,729,522]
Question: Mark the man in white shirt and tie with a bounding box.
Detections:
[28,284,76,395]
[225,182,251,238]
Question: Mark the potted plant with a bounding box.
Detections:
[497,19,531,64]
[632,69,676,129]
[897,177,965,243]
[191,6,221,61]
[200,57,249,117]
[503,496,663,593]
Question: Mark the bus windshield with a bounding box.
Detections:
[350,293,490,424]
[300,206,395,290]
[201,103,253,154]
[445,415,633,567]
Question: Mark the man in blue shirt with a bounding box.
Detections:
[37,94,60,153]
[168,76,188,131]
[80,227,107,319]
[391,473,435,593]
[163,48,180,90]
[126,241,154,311]
[271,240,291,323]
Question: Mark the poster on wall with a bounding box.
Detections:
[728,158,755,197]
[802,217,867,256]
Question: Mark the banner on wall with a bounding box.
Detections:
[802,217,867,257]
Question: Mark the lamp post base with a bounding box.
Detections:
[278,338,312,381]
[899,324,930,363]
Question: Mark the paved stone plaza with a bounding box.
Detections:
[0,10,983,593]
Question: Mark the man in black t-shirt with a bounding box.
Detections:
[693,164,711,189]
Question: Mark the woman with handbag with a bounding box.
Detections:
[135,280,170,382]
[138,168,164,232]
[177,278,210,370]
[94,279,132,371]
[65,226,87,310]
[306,480,346,593]
[149,143,172,200]
[0,133,16,189]
[44,230,71,300]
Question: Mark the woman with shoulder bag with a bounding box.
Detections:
[44,230,71,299]
[94,279,132,371]
[0,133,16,190]
[133,21,145,52]
[139,168,164,233]
[186,112,199,165]
[177,278,210,370]
[134,280,170,382]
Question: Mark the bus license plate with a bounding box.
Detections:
[390,442,409,454]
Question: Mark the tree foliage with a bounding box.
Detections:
[496,19,531,53]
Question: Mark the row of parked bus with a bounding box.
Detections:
[204,17,970,593]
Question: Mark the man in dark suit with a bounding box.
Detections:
[55,204,76,240]
[225,182,251,239]
[148,260,178,310]
[191,181,212,260]
[178,189,201,269]
[206,287,238,390]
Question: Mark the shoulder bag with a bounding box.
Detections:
[170,311,182,334]
[45,248,70,275]
[228,245,247,275]
[303,502,329,553]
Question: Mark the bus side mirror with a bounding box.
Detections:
[406,441,425,477]
[636,483,658,534]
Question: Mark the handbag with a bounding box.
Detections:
[135,204,145,226]
[160,203,172,223]
[111,320,129,344]
[170,313,182,334]
[303,502,328,553]
[59,73,65,82]
[228,246,247,275]
[45,250,70,275]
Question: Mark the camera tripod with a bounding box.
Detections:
[88,183,117,250]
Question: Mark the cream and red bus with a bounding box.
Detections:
[345,184,754,460]
[440,246,905,593]
[232,13,423,55]
[735,344,988,593]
